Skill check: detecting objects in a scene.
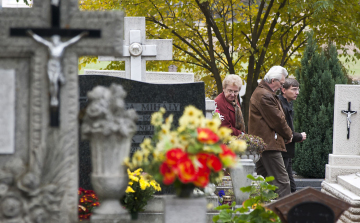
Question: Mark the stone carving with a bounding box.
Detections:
[0,0,125,221]
[27,30,88,107]
[81,84,137,220]
[0,157,65,222]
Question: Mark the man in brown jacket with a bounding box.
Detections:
[248,66,293,198]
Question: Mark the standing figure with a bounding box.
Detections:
[27,30,88,107]
[279,78,307,193]
[214,74,245,136]
[248,66,293,198]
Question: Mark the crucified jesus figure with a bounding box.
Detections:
[27,30,88,107]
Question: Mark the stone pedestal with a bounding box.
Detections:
[229,159,255,205]
[164,196,207,223]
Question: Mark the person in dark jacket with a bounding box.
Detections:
[214,74,245,136]
[248,66,293,198]
[279,78,306,193]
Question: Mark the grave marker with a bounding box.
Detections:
[0,0,124,222]
[266,187,350,223]
[78,75,205,191]
[98,17,172,81]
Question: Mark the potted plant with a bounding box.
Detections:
[126,106,246,222]
[121,168,161,220]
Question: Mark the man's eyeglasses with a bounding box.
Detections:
[290,87,300,92]
[275,79,285,87]
[226,89,240,95]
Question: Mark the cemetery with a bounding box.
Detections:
[1,0,360,223]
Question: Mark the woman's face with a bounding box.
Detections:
[223,84,240,102]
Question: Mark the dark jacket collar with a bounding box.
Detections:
[278,94,292,111]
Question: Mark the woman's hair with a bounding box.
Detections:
[222,74,242,90]
[263,66,288,83]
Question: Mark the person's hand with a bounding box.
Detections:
[300,132,307,142]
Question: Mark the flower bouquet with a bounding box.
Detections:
[121,168,161,220]
[78,188,100,221]
[125,106,246,197]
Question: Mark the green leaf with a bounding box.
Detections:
[265,176,275,182]
[212,215,220,222]
[246,174,256,181]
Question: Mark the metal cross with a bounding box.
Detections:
[9,0,101,127]
[341,102,357,139]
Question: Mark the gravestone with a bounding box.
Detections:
[98,17,172,81]
[322,85,360,223]
[0,0,124,222]
[79,75,205,190]
[266,187,350,223]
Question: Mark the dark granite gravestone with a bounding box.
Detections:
[266,187,350,223]
[287,201,334,223]
[78,75,205,190]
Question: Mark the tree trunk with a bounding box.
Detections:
[242,55,256,132]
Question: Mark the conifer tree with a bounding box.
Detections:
[293,33,347,178]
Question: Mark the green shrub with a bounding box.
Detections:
[212,174,280,223]
[293,32,347,178]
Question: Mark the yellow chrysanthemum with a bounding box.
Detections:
[150,180,161,191]
[159,107,166,114]
[125,186,135,193]
[206,118,221,132]
[133,151,144,163]
[160,124,170,135]
[140,138,153,151]
[217,127,233,141]
[229,139,247,153]
[127,169,139,182]
[151,112,163,126]
[128,181,133,186]
[139,177,150,190]
[183,106,203,119]
[133,168,143,176]
[165,114,174,126]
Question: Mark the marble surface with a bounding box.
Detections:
[0,69,15,154]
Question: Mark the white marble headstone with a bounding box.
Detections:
[325,85,360,182]
[0,69,15,154]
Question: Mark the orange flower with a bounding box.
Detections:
[196,153,222,172]
[197,128,220,144]
[177,157,197,183]
[194,163,210,187]
[165,148,187,166]
[160,162,176,185]
[207,154,222,172]
[219,144,236,167]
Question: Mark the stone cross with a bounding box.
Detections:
[10,0,102,126]
[341,102,357,139]
[0,0,123,222]
[98,17,173,81]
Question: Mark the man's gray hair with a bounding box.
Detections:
[263,66,288,83]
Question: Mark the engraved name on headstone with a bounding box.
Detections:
[78,75,205,190]
[0,69,15,154]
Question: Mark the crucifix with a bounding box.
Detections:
[341,102,357,139]
[10,0,101,127]
[0,0,123,221]
[98,17,172,81]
